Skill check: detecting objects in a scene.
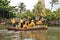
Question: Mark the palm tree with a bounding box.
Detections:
[18,2,26,13]
[50,0,59,11]
[34,2,45,17]
[33,2,45,21]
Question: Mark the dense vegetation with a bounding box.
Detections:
[16,2,60,26]
[0,0,60,26]
[0,0,16,19]
[17,2,60,21]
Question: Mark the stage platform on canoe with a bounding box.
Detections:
[7,27,47,31]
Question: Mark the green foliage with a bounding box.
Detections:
[42,8,60,21]
[16,2,60,22]
[33,2,44,16]
[54,8,60,20]
[16,10,36,19]
[0,0,16,19]
[24,10,35,19]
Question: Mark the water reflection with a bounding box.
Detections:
[10,30,47,40]
[0,27,59,40]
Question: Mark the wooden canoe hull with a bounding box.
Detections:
[7,27,47,31]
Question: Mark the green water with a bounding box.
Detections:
[0,27,60,40]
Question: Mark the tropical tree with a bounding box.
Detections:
[18,2,26,13]
[50,0,59,10]
[0,0,16,19]
[53,8,60,20]
[33,2,44,17]
[22,10,35,18]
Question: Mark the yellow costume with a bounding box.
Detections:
[20,19,23,23]
[45,25,48,28]
[23,21,28,28]
[18,19,23,25]
[18,19,23,28]
[28,20,35,28]
[11,18,15,24]
[37,20,42,25]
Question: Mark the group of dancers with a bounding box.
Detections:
[10,18,44,29]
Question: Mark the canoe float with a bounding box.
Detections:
[7,27,47,31]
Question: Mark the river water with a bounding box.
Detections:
[0,27,60,40]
